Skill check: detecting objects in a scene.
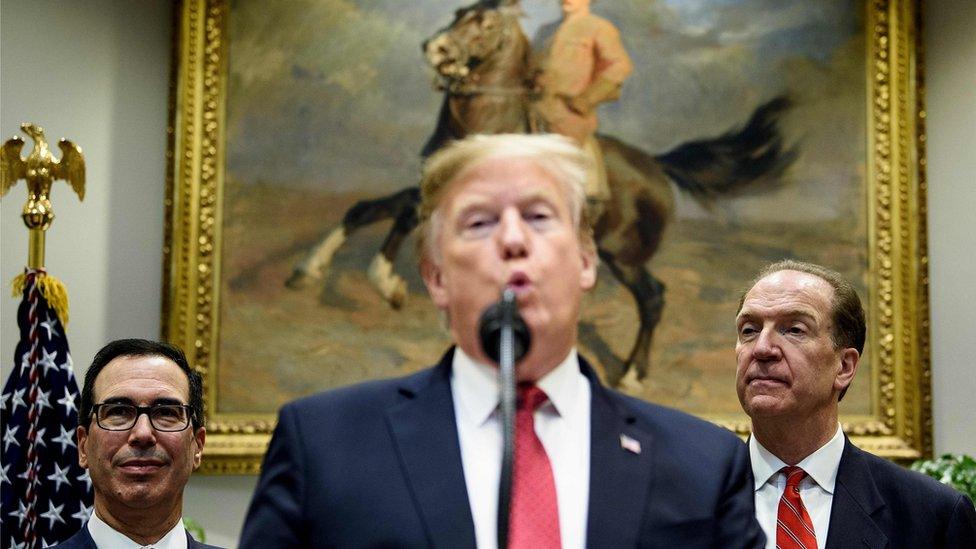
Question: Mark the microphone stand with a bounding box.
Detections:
[478,289,530,549]
[496,289,517,549]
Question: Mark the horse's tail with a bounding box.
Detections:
[654,95,796,206]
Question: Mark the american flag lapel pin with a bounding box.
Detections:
[620,433,641,455]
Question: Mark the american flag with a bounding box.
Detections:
[1,269,93,548]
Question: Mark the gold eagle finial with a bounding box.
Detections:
[2,122,86,269]
[1,122,86,231]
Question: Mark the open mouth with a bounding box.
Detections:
[506,272,532,294]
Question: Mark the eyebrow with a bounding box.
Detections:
[101,396,186,406]
[736,309,819,323]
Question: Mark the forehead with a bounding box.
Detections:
[739,270,834,320]
[93,355,190,402]
[440,157,570,213]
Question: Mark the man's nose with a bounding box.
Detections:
[752,327,782,361]
[499,210,529,259]
[127,413,157,447]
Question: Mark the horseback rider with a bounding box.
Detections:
[532,0,632,217]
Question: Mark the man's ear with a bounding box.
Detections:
[834,347,859,393]
[191,427,206,470]
[421,257,449,309]
[579,243,597,291]
[77,425,89,469]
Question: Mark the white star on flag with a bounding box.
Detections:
[76,470,92,492]
[47,462,72,493]
[39,501,65,529]
[10,499,29,527]
[71,502,92,525]
[0,391,9,412]
[51,424,77,453]
[35,388,53,413]
[35,427,48,448]
[9,536,27,549]
[39,347,60,376]
[60,353,75,380]
[40,314,60,339]
[3,425,20,452]
[57,387,78,414]
[0,464,9,485]
[10,388,26,414]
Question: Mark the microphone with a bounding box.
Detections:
[478,289,531,364]
[478,289,531,549]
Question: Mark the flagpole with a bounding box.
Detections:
[28,229,46,270]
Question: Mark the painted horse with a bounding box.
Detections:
[286,0,794,387]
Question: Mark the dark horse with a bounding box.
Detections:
[286,0,794,388]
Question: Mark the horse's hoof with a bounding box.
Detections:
[369,255,408,309]
[285,269,316,290]
[618,368,644,393]
[388,279,407,310]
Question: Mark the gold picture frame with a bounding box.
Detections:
[164,0,930,474]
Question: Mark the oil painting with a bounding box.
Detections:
[166,0,930,472]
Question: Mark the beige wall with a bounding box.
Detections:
[2,0,973,546]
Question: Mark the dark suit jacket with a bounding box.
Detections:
[240,349,763,548]
[824,439,976,548]
[52,522,222,548]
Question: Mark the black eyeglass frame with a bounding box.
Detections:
[91,403,195,432]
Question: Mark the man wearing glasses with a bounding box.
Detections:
[55,339,220,549]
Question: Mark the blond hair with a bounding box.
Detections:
[417,133,594,263]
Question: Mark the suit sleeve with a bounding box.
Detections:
[239,404,308,548]
[715,438,766,548]
[944,492,976,546]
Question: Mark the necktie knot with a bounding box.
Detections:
[781,465,808,488]
[517,384,549,412]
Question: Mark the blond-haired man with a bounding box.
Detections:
[242,134,763,548]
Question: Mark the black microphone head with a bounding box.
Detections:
[478,291,531,364]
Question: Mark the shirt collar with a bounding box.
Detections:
[750,423,845,494]
[88,509,187,549]
[451,346,583,426]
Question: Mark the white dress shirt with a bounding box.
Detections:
[451,347,591,549]
[87,510,188,549]
[750,424,845,549]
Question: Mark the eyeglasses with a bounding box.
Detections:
[92,403,193,432]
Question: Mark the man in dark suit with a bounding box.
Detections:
[735,260,976,548]
[55,339,221,549]
[240,133,764,548]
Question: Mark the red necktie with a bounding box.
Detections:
[508,385,561,548]
[776,466,817,549]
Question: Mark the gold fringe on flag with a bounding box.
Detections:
[11,270,70,328]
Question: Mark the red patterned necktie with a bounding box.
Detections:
[508,384,561,548]
[776,466,817,549]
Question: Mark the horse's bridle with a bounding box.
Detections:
[431,9,533,99]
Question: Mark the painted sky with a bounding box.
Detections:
[225,0,864,222]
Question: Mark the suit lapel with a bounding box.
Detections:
[385,350,477,548]
[825,439,888,549]
[582,360,654,546]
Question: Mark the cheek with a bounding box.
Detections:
[734,345,749,371]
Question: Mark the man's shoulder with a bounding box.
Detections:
[601,386,743,450]
[845,442,970,504]
[188,532,225,549]
[575,12,621,34]
[281,363,443,417]
[50,526,95,549]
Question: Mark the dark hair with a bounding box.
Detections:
[79,338,204,430]
[739,260,866,401]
